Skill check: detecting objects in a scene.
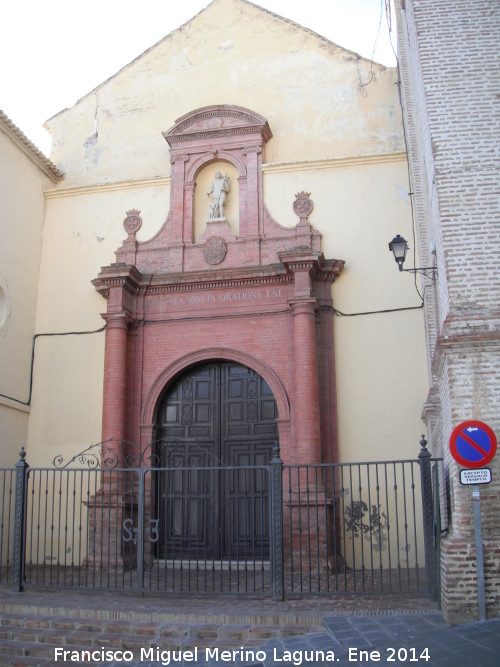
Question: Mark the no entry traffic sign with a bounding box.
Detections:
[449,420,497,469]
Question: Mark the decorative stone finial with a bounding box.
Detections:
[418,434,432,460]
[123,209,142,237]
[293,191,313,223]
[270,441,282,464]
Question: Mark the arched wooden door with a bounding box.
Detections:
[155,361,278,560]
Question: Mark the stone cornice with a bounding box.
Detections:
[278,249,344,282]
[0,110,64,183]
[44,176,170,200]
[430,309,500,375]
[93,263,294,299]
[144,273,293,295]
[263,152,408,174]
[92,253,345,300]
[92,263,143,299]
[41,153,406,200]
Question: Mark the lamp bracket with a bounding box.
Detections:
[402,267,438,280]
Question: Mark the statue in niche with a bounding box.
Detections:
[207,171,230,220]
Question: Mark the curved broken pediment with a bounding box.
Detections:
[163,104,272,146]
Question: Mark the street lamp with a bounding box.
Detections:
[388,234,408,271]
[388,234,438,280]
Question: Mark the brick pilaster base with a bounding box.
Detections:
[441,535,500,624]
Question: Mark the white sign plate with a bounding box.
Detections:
[460,468,491,485]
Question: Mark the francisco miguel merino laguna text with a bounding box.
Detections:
[54,646,338,665]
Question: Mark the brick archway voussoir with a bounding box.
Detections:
[142,347,290,426]
[185,150,247,183]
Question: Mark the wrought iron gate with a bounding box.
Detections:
[0,440,442,601]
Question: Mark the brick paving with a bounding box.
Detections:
[0,587,498,666]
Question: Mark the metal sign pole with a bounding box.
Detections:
[472,484,486,621]
[449,420,497,622]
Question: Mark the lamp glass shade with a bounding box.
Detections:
[389,234,408,269]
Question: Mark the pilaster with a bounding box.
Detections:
[291,299,321,464]
[101,311,133,464]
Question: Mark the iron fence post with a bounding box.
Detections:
[418,435,437,600]
[270,442,284,600]
[12,447,28,592]
[136,469,145,592]
[433,463,442,609]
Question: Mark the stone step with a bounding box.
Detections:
[0,639,95,665]
[0,609,325,666]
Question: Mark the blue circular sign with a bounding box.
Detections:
[449,420,497,469]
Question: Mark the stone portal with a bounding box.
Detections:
[91,105,344,570]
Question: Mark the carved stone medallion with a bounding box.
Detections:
[123,209,142,236]
[203,236,227,265]
[207,116,223,129]
[293,192,313,222]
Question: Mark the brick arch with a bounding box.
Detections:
[186,150,247,183]
[143,347,290,426]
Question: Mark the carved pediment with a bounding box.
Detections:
[97,104,344,277]
[163,104,272,146]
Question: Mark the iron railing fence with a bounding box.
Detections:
[0,442,441,600]
[20,464,275,595]
[283,459,437,595]
[0,468,15,584]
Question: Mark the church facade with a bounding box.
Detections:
[2,0,497,622]
[25,0,426,474]
[25,0,427,474]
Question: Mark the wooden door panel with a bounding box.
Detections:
[221,464,270,558]
[156,361,277,560]
[157,440,216,559]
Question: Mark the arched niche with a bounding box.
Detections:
[163,105,272,250]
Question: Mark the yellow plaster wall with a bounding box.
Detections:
[25,182,170,465]
[46,0,403,188]
[0,126,51,465]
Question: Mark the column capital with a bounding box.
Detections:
[242,145,262,155]
[102,311,134,328]
[170,154,190,164]
[289,298,318,315]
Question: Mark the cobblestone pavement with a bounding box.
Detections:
[224,613,500,667]
[0,588,498,666]
[130,614,500,667]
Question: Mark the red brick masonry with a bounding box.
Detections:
[93,105,344,466]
